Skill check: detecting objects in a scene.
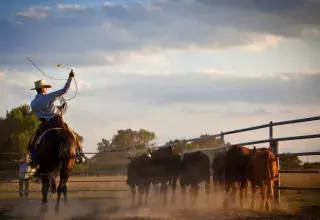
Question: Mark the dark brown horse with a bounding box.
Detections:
[33,128,77,214]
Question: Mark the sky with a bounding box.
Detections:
[0,0,320,161]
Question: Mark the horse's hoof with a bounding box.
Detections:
[64,200,69,207]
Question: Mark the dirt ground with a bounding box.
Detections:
[0,173,319,219]
[1,189,320,220]
[0,197,320,220]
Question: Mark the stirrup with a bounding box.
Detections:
[75,152,85,164]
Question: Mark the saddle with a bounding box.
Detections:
[28,115,69,151]
[28,115,84,167]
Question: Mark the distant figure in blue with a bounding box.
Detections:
[27,69,85,168]
[14,154,30,199]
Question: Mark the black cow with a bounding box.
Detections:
[223,145,254,209]
[126,152,153,205]
[179,150,211,206]
[149,146,181,205]
[211,150,226,192]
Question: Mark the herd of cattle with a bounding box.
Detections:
[126,144,279,211]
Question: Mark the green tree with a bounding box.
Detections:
[0,104,84,173]
[193,134,223,149]
[97,138,113,152]
[165,139,200,154]
[303,162,320,169]
[110,128,156,152]
[279,154,303,169]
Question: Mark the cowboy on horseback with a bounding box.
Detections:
[28,69,85,167]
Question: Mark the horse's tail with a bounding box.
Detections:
[59,129,77,171]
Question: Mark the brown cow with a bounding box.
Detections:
[247,147,278,211]
[223,145,253,209]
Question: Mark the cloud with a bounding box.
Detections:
[243,35,283,52]
[16,6,51,19]
[0,0,318,63]
[57,4,88,11]
[225,108,271,117]
[95,71,320,106]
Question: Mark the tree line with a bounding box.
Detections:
[0,104,319,174]
[96,131,224,154]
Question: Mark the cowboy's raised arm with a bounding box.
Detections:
[47,70,74,99]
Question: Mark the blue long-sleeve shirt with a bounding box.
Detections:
[31,77,72,119]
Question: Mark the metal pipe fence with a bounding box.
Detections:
[1,115,319,202]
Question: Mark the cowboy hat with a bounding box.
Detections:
[30,79,52,90]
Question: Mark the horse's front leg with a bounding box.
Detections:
[40,176,50,213]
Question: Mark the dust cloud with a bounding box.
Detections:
[2,187,318,220]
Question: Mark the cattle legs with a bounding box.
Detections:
[223,181,237,209]
[259,183,267,210]
[181,184,187,205]
[239,180,248,208]
[250,185,257,209]
[138,184,146,205]
[205,180,210,204]
[250,181,273,211]
[145,183,150,204]
[171,177,178,204]
[130,185,137,205]
[160,181,168,206]
[263,181,274,211]
[190,184,199,206]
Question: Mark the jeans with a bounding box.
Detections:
[19,178,29,199]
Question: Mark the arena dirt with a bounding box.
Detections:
[1,191,319,220]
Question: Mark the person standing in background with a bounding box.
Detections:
[14,154,30,199]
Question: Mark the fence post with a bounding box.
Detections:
[220,132,225,146]
[269,121,273,140]
[269,121,280,205]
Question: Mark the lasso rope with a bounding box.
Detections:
[27,56,78,101]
